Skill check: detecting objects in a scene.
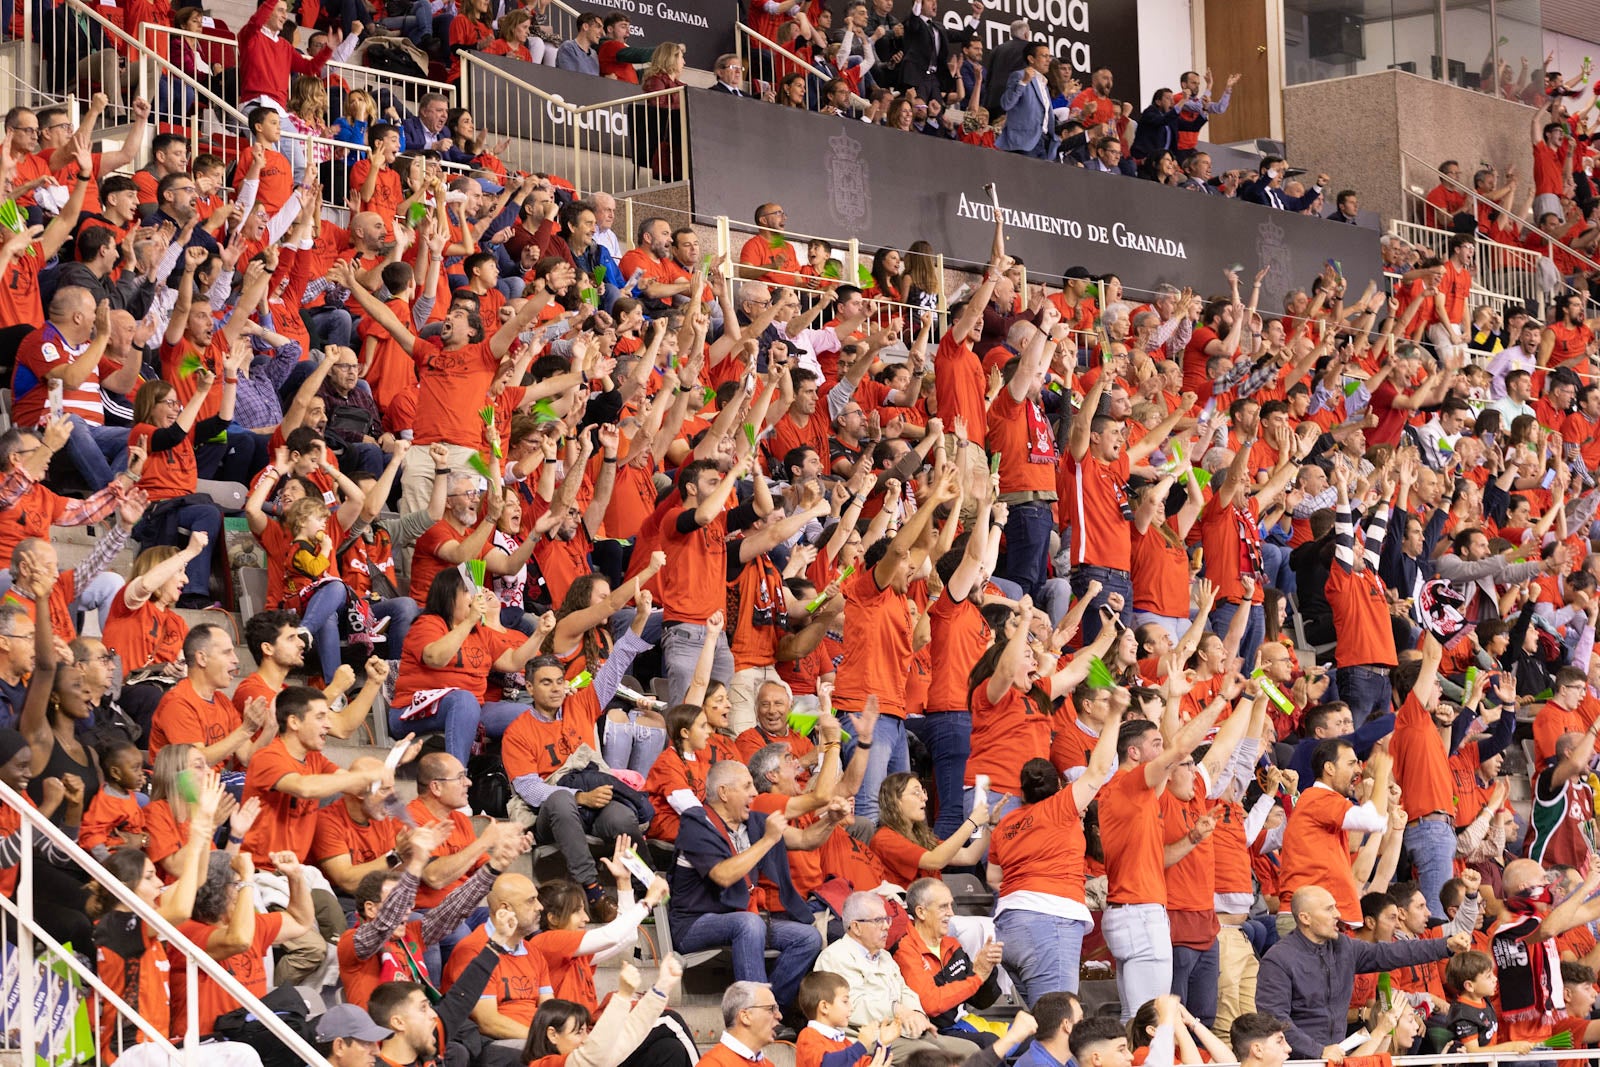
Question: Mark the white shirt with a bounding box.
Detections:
[719,1033,767,1062]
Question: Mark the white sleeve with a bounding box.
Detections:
[1342,801,1388,834]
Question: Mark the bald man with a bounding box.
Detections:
[441,872,549,1047]
[1257,886,1466,1061]
[10,285,134,489]
[8,532,128,642]
[735,681,818,765]
[312,755,406,894]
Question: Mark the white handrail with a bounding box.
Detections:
[0,778,326,1066]
[65,0,248,125]
[733,22,827,82]
[1401,148,1600,279]
[326,55,455,101]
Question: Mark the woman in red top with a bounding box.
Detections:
[541,553,667,774]
[447,0,494,81]
[145,743,261,881]
[101,538,205,737]
[867,248,907,304]
[481,10,534,62]
[870,772,990,888]
[520,959,679,1067]
[644,703,715,842]
[639,43,686,181]
[89,770,224,1062]
[532,849,668,1013]
[126,364,234,606]
[391,568,551,766]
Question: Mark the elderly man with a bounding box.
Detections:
[698,982,783,1067]
[0,604,33,728]
[813,891,975,1058]
[1256,886,1464,1060]
[735,682,818,764]
[668,759,821,1023]
[401,93,452,153]
[8,527,129,644]
[10,285,139,490]
[591,192,622,259]
[317,348,388,477]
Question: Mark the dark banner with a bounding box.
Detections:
[578,0,738,69]
[889,0,1140,104]
[468,53,641,156]
[688,89,1381,306]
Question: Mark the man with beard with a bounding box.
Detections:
[406,472,504,604]
[328,257,572,516]
[620,217,691,316]
[526,425,620,608]
[1482,859,1600,1042]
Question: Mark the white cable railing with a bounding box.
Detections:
[0,778,325,1067]
[460,51,688,199]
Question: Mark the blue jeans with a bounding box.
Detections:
[172,503,222,598]
[1069,566,1133,645]
[672,910,821,1007]
[61,417,128,490]
[371,596,420,657]
[1101,903,1174,1023]
[1337,665,1393,728]
[301,581,348,684]
[388,690,527,765]
[853,713,909,821]
[1404,817,1456,919]
[907,711,971,839]
[302,305,354,350]
[995,908,1089,1004]
[1261,540,1294,595]
[1171,941,1219,1027]
[1208,600,1265,673]
[1001,501,1055,597]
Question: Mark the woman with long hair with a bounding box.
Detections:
[99,540,209,743]
[639,42,687,181]
[447,0,495,82]
[483,9,534,62]
[541,555,668,773]
[886,96,915,131]
[521,959,684,1067]
[144,743,259,881]
[285,74,334,188]
[643,703,715,842]
[532,842,669,1012]
[126,357,237,606]
[775,72,808,108]
[389,567,557,765]
[903,240,941,325]
[89,772,224,1061]
[868,247,907,304]
[870,771,989,887]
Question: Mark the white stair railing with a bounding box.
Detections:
[0,778,325,1067]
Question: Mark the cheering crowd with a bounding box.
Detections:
[7,0,1600,1064]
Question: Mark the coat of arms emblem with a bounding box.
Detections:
[827,130,870,231]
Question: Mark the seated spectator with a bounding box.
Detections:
[893,877,1005,1047]
[521,960,684,1067]
[667,759,821,1024]
[813,890,977,1057]
[531,845,669,1012]
[795,971,899,1067]
[556,13,603,75]
[148,623,272,774]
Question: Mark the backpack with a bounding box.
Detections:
[467,739,510,819]
[363,39,428,79]
[210,983,318,1067]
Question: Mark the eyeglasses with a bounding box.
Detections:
[744,1003,783,1015]
[854,915,892,926]
[437,772,471,784]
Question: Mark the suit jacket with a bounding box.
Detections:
[1131,104,1182,160]
[994,69,1049,153]
[982,37,1030,115]
[898,13,945,91]
[708,80,751,98]
[1241,177,1321,212]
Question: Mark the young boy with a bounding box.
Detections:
[794,971,895,1067]
[1230,1013,1292,1067]
[1441,950,1536,1054]
[1552,961,1600,1048]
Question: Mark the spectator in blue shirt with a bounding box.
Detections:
[555,13,603,75]
[1017,993,1083,1067]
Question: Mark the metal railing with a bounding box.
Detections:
[0,779,325,1067]
[733,22,824,98]
[1390,218,1548,319]
[539,0,582,49]
[1399,148,1599,311]
[325,53,455,126]
[460,51,689,199]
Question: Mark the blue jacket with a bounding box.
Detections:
[994,69,1049,154]
[1257,928,1453,1057]
[667,805,811,932]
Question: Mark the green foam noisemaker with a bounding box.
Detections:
[479,407,502,457]
[591,265,608,287]
[579,286,597,307]
[532,398,561,425]
[787,710,820,736]
[1342,377,1362,396]
[178,353,204,378]
[465,452,491,478]
[1252,668,1295,714]
[0,199,34,256]
[701,254,713,271]
[1086,657,1116,690]
[1191,467,1212,489]
[465,558,486,588]
[570,669,593,690]
[407,202,427,227]
[857,263,873,286]
[1377,972,1392,1011]
[767,231,786,250]
[1538,1031,1575,1050]
[176,769,200,804]
[989,451,1002,476]
[822,260,842,280]
[701,386,716,407]
[743,423,757,449]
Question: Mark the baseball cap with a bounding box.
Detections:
[315,1005,393,1044]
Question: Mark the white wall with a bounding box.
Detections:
[1137,0,1193,98]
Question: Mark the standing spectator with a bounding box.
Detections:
[897,0,947,102]
[981,20,1032,115]
[994,43,1054,159]
[1277,741,1390,929]
[238,0,342,113]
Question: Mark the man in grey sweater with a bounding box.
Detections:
[1435,526,1564,621]
[1256,886,1470,1060]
